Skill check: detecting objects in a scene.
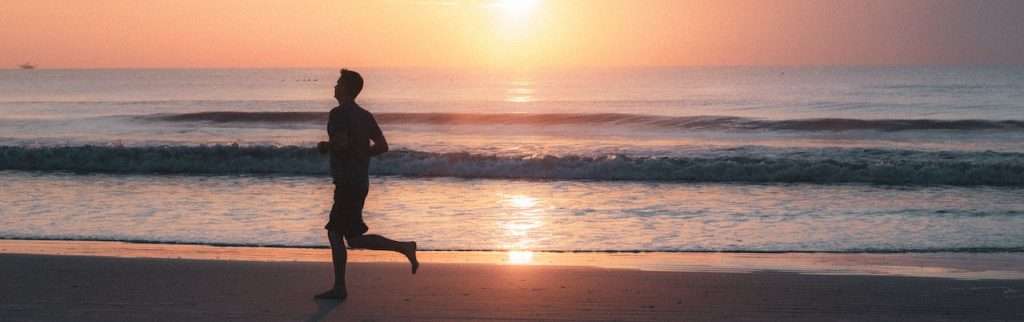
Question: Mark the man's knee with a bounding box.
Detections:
[346,235,366,248]
[328,231,345,246]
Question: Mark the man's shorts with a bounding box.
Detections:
[324,179,370,238]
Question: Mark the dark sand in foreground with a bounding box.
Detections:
[1,254,1022,321]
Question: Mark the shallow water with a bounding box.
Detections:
[3,172,1022,252]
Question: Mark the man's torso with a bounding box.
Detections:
[327,102,381,183]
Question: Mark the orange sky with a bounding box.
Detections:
[3,0,1023,68]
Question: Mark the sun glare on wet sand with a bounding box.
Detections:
[507,250,536,264]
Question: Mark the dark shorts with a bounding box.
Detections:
[324,179,370,238]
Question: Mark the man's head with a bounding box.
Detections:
[335,69,364,102]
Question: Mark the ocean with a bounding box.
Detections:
[2,67,1023,252]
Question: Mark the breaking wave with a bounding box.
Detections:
[3,145,1024,186]
[145,112,1024,132]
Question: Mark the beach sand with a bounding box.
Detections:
[2,251,1023,321]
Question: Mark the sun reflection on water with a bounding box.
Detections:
[507,195,537,208]
[505,80,534,103]
[500,194,544,253]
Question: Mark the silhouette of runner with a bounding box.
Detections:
[315,69,418,300]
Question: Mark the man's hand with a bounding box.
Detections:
[317,141,331,154]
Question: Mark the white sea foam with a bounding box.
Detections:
[2,145,1023,186]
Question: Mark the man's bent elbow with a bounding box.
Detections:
[371,140,389,155]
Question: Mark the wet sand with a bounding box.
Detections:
[4,239,1024,280]
[2,253,1022,321]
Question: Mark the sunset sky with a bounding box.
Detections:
[3,0,1024,69]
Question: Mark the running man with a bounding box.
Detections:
[315,69,418,300]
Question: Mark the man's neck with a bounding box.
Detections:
[336,99,356,107]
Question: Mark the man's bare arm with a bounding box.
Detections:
[369,132,388,157]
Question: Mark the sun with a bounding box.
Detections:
[493,0,540,18]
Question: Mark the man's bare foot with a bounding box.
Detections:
[402,241,419,274]
[314,288,348,300]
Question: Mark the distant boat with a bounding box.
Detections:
[19,63,35,70]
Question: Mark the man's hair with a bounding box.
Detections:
[338,69,364,98]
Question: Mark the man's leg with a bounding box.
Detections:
[347,234,419,274]
[328,231,348,290]
[315,231,348,299]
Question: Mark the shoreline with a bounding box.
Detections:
[2,253,1022,321]
[3,239,1023,280]
[8,236,1024,254]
